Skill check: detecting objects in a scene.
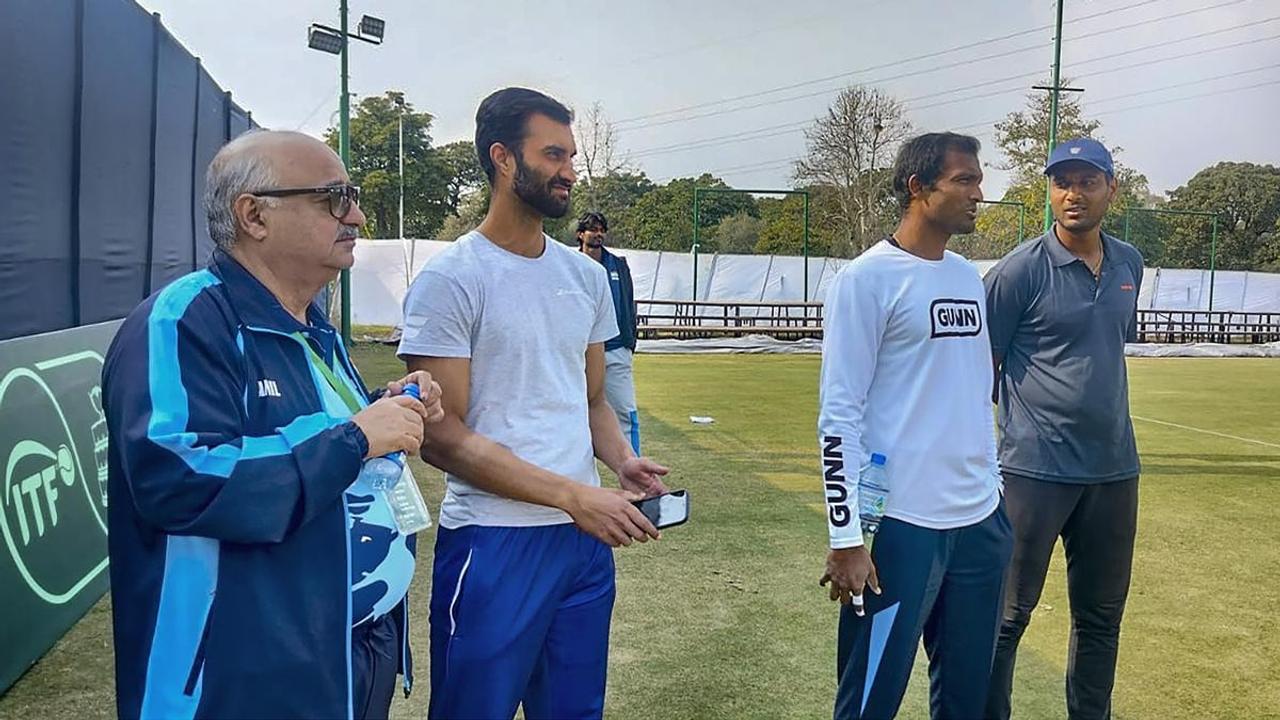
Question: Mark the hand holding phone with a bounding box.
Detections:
[630,490,690,530]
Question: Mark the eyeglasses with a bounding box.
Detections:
[251,184,361,219]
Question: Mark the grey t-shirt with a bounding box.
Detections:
[397,231,619,527]
[984,230,1143,484]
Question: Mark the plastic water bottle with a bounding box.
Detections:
[361,383,420,491]
[357,383,432,535]
[858,453,889,548]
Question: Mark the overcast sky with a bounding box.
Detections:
[136,0,1280,197]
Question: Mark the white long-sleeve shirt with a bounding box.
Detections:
[818,240,1001,549]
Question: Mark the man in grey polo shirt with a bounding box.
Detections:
[983,137,1144,720]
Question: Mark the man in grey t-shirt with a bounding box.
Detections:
[399,87,670,720]
[983,138,1143,720]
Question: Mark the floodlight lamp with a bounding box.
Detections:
[358,15,386,40]
[308,25,344,54]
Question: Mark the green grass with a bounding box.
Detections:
[3,352,1278,719]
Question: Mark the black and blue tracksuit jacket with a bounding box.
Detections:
[598,247,637,352]
[102,250,414,720]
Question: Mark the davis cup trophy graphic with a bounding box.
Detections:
[89,386,108,508]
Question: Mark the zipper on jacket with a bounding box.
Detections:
[401,604,412,698]
[183,605,215,696]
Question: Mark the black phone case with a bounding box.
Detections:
[634,490,689,529]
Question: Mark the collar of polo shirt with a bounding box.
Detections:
[1044,230,1114,270]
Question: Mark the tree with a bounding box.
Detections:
[1258,217,1280,272]
[794,85,911,257]
[437,140,485,218]
[752,194,831,257]
[626,175,756,252]
[950,202,1030,260]
[711,212,765,255]
[574,101,630,210]
[986,81,1158,261]
[556,171,658,247]
[1163,162,1280,270]
[325,91,450,238]
[993,81,1100,189]
[437,187,490,241]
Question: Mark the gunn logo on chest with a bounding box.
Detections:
[929,298,982,338]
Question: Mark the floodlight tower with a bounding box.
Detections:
[307,4,386,344]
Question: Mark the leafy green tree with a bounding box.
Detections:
[436,140,485,219]
[325,91,450,238]
[1164,162,1280,270]
[951,200,1031,260]
[754,195,830,256]
[437,187,490,241]
[1259,217,1280,272]
[554,171,658,246]
[626,175,756,252]
[711,212,765,255]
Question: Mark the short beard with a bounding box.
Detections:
[513,152,570,219]
[1058,213,1104,233]
[953,216,977,235]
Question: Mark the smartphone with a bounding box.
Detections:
[631,489,690,529]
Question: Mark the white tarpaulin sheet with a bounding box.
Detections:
[706,254,770,316]
[1139,268,1280,312]
[350,239,449,325]
[350,239,1280,327]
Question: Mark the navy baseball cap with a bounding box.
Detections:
[1044,137,1114,178]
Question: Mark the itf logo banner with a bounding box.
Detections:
[0,320,121,694]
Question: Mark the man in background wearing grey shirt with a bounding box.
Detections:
[983,137,1143,720]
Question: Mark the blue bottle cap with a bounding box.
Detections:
[403,382,421,400]
[870,453,887,466]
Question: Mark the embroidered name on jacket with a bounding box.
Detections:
[929,299,982,338]
[257,379,282,398]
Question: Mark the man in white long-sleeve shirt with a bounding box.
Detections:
[818,132,1013,720]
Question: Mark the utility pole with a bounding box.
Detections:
[338,0,351,342]
[1034,0,1083,231]
[395,94,405,242]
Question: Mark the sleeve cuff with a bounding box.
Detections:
[396,343,471,359]
[344,420,370,458]
[830,537,865,550]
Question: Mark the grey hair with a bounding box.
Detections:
[202,129,285,250]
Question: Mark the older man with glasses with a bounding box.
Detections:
[101,129,444,720]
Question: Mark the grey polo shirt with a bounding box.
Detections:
[984,229,1144,484]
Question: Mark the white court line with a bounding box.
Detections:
[1132,415,1280,451]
